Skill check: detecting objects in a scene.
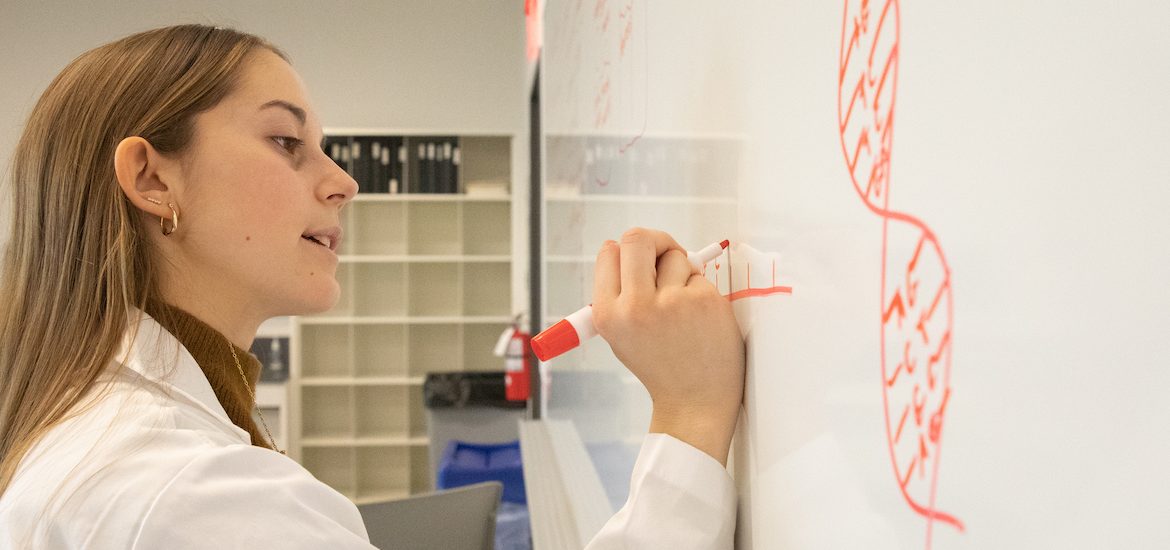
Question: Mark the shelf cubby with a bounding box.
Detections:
[462,263,511,316]
[346,201,407,255]
[301,385,354,439]
[406,324,461,377]
[353,324,408,379]
[300,324,353,379]
[356,446,410,501]
[462,201,512,255]
[407,202,461,255]
[353,263,407,317]
[407,263,461,316]
[354,385,409,439]
[460,136,512,189]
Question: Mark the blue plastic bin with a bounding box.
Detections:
[437,440,526,504]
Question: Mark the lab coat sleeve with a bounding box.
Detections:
[131,445,376,549]
[585,433,737,549]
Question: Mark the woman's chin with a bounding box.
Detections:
[311,284,342,314]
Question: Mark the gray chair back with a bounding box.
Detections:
[357,481,502,550]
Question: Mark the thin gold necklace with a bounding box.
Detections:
[227,338,286,455]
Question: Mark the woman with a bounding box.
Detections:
[0,25,744,548]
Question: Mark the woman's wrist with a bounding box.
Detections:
[648,403,740,467]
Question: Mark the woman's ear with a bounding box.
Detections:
[113,136,177,218]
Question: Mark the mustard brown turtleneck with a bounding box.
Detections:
[143,300,275,451]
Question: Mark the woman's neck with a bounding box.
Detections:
[154,292,261,350]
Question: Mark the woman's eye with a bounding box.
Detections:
[272,136,304,155]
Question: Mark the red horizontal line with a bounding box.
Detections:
[727,285,793,301]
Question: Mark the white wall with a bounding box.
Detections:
[0,0,527,252]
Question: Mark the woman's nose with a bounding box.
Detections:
[319,153,359,206]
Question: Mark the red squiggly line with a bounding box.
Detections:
[838,0,963,544]
[727,286,793,301]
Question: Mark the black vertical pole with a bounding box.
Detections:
[527,68,543,420]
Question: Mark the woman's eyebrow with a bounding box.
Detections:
[258,99,306,127]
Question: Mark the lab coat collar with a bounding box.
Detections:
[114,307,252,444]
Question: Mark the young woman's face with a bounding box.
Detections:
[172,49,357,318]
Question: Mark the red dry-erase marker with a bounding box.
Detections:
[530,239,729,362]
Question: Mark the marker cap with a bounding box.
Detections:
[530,319,580,362]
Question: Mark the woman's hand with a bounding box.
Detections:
[592,227,746,466]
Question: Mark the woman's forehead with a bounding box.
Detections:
[215,50,320,130]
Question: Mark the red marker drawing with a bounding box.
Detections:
[531,239,730,361]
[838,0,962,542]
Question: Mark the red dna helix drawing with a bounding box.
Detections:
[837,0,964,544]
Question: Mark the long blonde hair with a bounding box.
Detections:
[0,24,288,495]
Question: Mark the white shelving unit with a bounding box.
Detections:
[290,132,519,504]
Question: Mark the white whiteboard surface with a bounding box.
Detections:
[539,1,1170,548]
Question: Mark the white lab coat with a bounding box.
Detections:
[0,310,735,549]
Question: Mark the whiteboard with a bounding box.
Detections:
[538,0,1170,548]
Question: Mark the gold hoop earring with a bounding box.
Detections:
[142,197,177,236]
[162,203,179,236]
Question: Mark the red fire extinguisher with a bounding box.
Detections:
[494,317,531,402]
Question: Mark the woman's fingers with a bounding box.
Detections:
[593,240,620,308]
[656,249,695,288]
[618,227,685,301]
